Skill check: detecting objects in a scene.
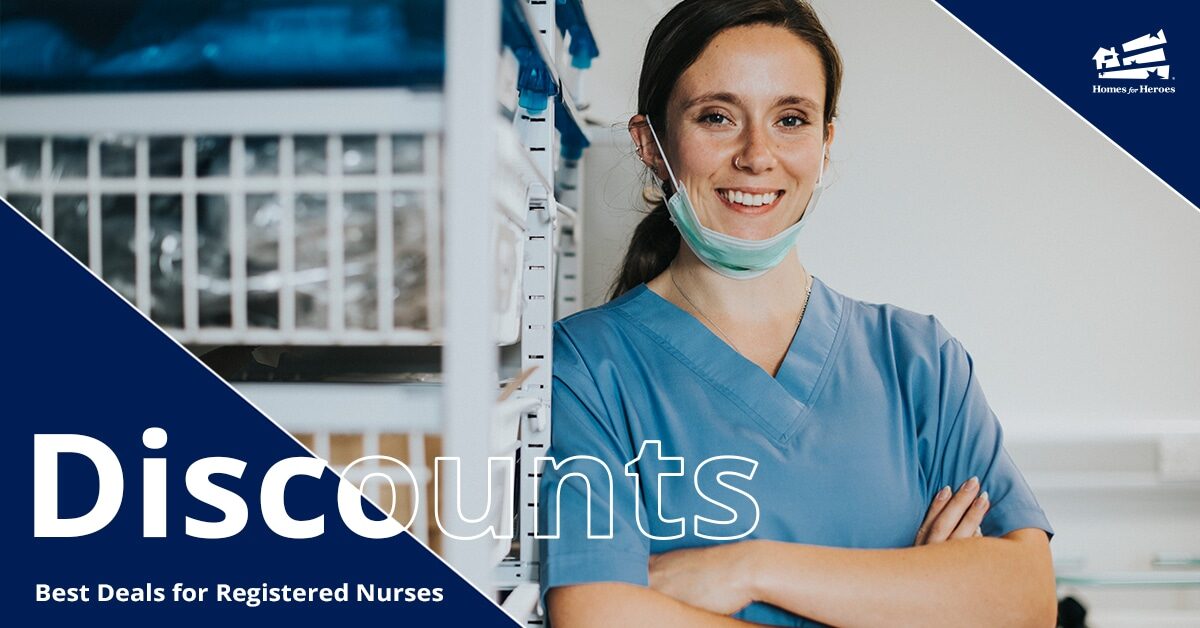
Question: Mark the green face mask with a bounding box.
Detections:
[645,115,825,280]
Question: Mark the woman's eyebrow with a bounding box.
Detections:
[681,91,742,109]
[681,92,818,112]
[774,95,819,111]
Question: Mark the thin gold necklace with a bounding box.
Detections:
[668,268,813,356]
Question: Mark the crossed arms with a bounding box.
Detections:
[547,481,1056,627]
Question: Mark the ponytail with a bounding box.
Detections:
[607,198,679,300]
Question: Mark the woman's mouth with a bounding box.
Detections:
[716,188,785,215]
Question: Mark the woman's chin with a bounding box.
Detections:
[699,212,798,241]
[711,224,785,241]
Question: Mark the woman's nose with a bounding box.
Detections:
[733,126,777,173]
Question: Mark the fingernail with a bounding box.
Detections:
[965,476,979,490]
[937,486,951,501]
[976,491,989,507]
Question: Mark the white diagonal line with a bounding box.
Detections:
[923,3,1197,216]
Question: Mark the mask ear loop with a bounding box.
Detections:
[643,114,682,191]
[815,143,827,187]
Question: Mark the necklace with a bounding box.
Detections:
[669,267,813,356]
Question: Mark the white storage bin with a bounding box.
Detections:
[1,89,534,346]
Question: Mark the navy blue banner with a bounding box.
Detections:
[933,0,1199,209]
[0,202,517,625]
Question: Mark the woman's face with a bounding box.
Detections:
[639,24,834,241]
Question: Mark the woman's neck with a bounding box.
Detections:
[648,244,811,324]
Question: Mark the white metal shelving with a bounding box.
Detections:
[1,1,595,622]
[0,89,545,345]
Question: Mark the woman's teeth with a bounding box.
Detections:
[722,190,778,207]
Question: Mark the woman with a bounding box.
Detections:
[539,1,1056,626]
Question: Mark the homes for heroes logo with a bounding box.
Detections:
[1092,29,1176,94]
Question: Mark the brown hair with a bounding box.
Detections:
[607,0,843,300]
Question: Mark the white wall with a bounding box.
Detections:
[579,0,1200,429]
[577,0,1200,620]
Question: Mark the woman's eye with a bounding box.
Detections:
[779,115,807,128]
[699,113,729,125]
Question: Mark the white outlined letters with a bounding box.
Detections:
[32,430,759,540]
[625,441,686,540]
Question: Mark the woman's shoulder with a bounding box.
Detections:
[553,291,636,345]
[550,286,650,380]
[823,281,972,401]
[824,281,957,352]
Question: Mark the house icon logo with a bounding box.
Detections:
[1093,29,1169,80]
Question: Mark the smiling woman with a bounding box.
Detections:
[644,25,829,243]
[539,1,1057,627]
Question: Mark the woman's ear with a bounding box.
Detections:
[628,113,662,178]
[823,120,837,163]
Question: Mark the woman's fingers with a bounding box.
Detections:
[950,491,989,539]
[923,477,981,544]
[914,477,993,546]
[913,485,952,545]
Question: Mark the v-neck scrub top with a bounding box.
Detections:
[538,276,1052,627]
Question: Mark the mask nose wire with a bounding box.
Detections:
[643,114,682,190]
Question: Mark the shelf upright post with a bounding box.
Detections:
[556,152,583,317]
[555,215,581,317]
[513,0,559,620]
[442,0,501,593]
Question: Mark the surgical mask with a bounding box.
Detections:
[644,115,825,280]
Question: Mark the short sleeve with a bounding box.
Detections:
[932,337,1054,540]
[538,324,651,602]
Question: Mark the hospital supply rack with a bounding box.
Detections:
[0,0,595,623]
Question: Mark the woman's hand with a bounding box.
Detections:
[648,541,759,615]
[648,480,990,615]
[913,476,989,545]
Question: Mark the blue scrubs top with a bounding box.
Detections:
[538,276,1052,627]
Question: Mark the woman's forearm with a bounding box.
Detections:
[741,530,1056,627]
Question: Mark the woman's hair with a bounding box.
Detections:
[607,0,843,301]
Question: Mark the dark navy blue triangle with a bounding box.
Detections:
[0,201,518,625]
[933,0,1200,209]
